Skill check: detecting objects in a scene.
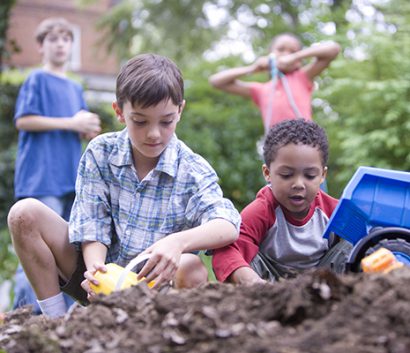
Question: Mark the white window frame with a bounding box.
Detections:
[69,24,81,71]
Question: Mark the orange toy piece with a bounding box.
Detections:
[90,263,155,295]
[361,248,404,274]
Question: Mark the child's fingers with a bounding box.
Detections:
[80,277,96,297]
[150,274,167,289]
[83,269,99,286]
[145,257,177,285]
[81,274,100,301]
[81,263,106,293]
[86,290,98,302]
[137,254,158,280]
[150,266,175,289]
[143,259,167,283]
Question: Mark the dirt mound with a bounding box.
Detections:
[1,268,410,353]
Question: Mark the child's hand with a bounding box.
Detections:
[229,266,266,285]
[276,54,302,73]
[251,56,270,73]
[72,110,102,137]
[81,262,107,301]
[137,237,184,288]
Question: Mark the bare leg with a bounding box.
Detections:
[174,254,208,288]
[7,198,78,300]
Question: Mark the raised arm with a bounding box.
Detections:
[276,41,341,81]
[209,56,271,97]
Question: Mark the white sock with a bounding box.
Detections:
[37,292,67,318]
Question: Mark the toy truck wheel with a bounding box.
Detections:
[346,227,410,272]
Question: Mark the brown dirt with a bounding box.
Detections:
[1,267,410,353]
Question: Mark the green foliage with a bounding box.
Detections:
[199,252,216,282]
[316,1,410,195]
[96,0,225,66]
[96,0,353,64]
[179,59,266,210]
[88,100,120,134]
[0,76,19,289]
[0,81,19,229]
[0,0,17,73]
[0,228,17,282]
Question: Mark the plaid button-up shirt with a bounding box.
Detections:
[69,129,240,266]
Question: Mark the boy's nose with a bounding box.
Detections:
[292,176,305,189]
[147,126,160,140]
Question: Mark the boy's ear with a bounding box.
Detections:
[321,166,328,184]
[262,164,271,183]
[112,102,125,123]
[177,100,186,121]
[38,43,44,56]
[180,100,186,111]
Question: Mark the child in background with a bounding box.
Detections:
[12,17,101,312]
[209,33,340,132]
[8,53,241,317]
[212,119,350,284]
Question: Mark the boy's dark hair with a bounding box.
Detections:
[263,119,329,166]
[116,53,184,109]
[35,17,74,44]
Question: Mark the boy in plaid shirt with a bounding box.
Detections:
[8,53,240,317]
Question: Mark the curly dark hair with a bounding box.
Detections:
[263,119,329,166]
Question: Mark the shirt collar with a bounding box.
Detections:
[155,134,179,178]
[109,129,179,178]
[108,128,133,167]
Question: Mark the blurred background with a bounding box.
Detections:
[1,0,410,310]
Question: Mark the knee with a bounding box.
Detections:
[8,199,43,243]
[175,254,208,289]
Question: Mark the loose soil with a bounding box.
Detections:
[1,268,410,353]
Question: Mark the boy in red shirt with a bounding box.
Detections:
[213,119,350,284]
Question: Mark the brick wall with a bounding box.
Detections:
[7,0,120,79]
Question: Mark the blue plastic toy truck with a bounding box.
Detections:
[323,166,410,272]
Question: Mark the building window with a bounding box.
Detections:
[70,24,81,71]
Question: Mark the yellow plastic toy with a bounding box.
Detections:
[361,248,404,274]
[90,254,154,295]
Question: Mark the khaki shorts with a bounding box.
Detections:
[250,239,353,282]
[250,252,301,282]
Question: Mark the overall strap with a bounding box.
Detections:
[263,74,278,134]
[280,74,303,118]
[264,54,303,134]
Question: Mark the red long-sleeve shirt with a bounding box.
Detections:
[213,185,338,282]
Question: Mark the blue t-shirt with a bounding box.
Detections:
[14,69,87,198]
